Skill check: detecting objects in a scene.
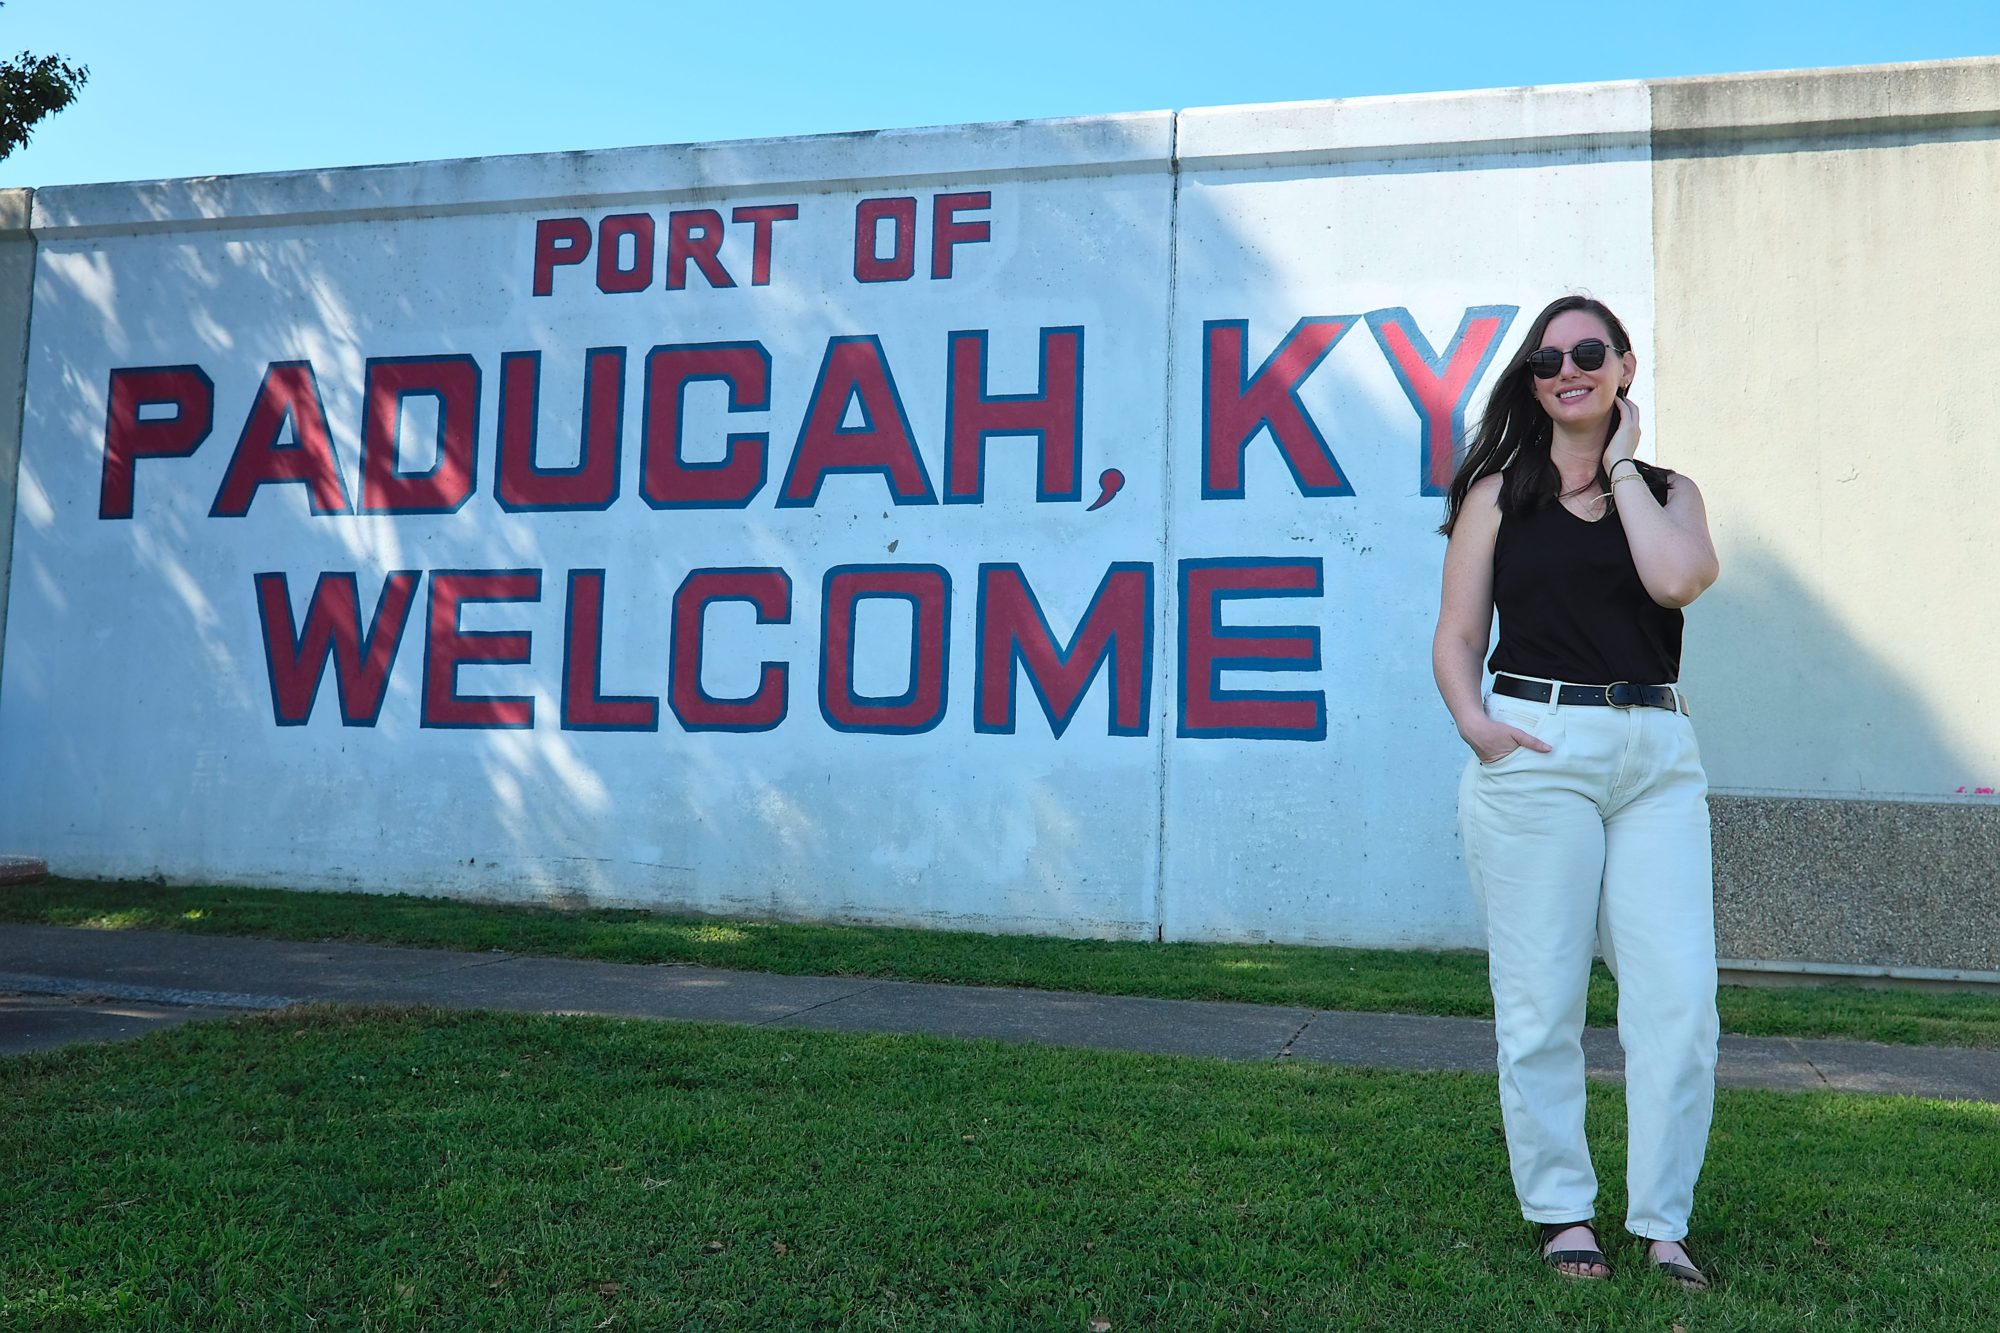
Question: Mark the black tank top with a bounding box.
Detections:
[1487,492,1683,685]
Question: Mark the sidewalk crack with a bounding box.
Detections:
[410,953,519,978]
[1277,1012,1318,1060]
[751,980,887,1027]
[1784,1035,1833,1089]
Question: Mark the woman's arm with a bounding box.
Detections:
[1434,474,1552,762]
[1603,398,1720,607]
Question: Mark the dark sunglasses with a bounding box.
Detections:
[1525,338,1623,379]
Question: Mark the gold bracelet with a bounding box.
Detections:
[1611,472,1648,486]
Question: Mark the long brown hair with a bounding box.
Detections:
[1438,294,1669,536]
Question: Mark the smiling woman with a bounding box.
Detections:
[1433,294,1723,1289]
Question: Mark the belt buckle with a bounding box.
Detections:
[1604,680,1636,709]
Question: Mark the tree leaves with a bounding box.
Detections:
[0,49,88,161]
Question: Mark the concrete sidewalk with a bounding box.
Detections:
[3,922,1997,1102]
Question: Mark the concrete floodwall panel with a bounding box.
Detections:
[1652,60,2000,972]
[0,189,34,695]
[1655,60,2000,798]
[1162,84,1655,946]
[0,119,1181,934]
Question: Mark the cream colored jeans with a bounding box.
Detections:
[1458,680,1719,1241]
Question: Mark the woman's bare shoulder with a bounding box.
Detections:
[1660,469,1704,502]
[1465,472,1505,512]
[1447,472,1506,544]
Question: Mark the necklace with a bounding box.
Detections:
[1557,473,1611,516]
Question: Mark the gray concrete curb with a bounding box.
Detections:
[2,923,1996,1101]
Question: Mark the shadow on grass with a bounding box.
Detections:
[7,877,2000,1048]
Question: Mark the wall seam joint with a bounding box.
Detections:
[1150,113,1183,944]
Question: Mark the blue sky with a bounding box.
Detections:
[3,0,1997,187]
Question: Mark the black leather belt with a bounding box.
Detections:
[1492,674,1689,715]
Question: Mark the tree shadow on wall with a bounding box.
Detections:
[1,126,1190,941]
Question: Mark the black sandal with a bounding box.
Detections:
[1538,1221,1612,1279]
[1646,1239,1711,1290]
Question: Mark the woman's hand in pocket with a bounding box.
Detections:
[1462,715,1554,765]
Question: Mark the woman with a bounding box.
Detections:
[1433,295,1721,1288]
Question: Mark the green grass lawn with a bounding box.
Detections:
[7,878,2000,1049]
[4,1006,1996,1331]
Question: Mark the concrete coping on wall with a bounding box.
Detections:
[0,189,30,237]
[1176,80,1653,171]
[26,111,1176,239]
[1160,56,2000,171]
[25,56,2000,240]
[1651,55,2000,146]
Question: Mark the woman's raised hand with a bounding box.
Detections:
[1604,393,1642,469]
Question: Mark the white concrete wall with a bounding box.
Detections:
[1,118,1180,935]
[2,60,1995,949]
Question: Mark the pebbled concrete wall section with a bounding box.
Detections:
[1712,795,2000,973]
